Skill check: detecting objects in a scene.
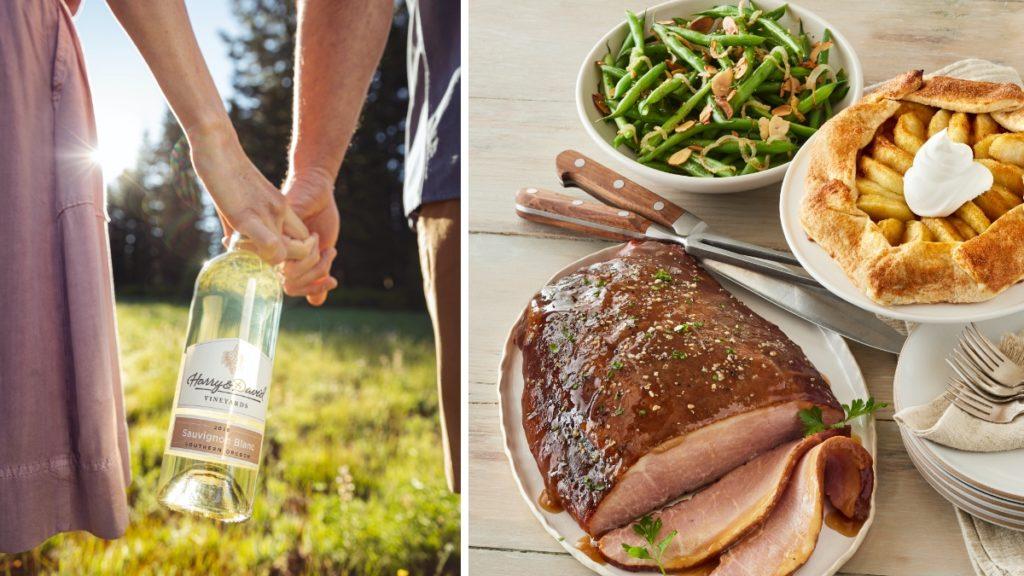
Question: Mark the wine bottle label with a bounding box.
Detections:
[167,415,262,468]
[175,338,273,422]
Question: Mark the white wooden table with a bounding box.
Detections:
[469,2,1024,573]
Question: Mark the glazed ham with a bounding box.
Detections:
[517,241,843,536]
[598,430,843,570]
[712,435,874,576]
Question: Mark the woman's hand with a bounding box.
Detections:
[188,125,313,266]
[281,169,340,306]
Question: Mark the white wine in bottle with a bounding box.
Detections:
[157,233,282,522]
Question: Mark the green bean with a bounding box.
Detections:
[616,25,636,63]
[790,121,817,138]
[755,18,806,60]
[613,118,638,149]
[664,25,766,47]
[689,138,799,154]
[727,17,754,72]
[830,81,849,104]
[652,23,705,72]
[769,66,811,80]
[796,81,836,114]
[697,5,742,18]
[639,76,684,114]
[707,94,728,123]
[637,121,709,162]
[713,118,758,131]
[608,63,667,120]
[681,157,715,177]
[644,43,670,61]
[755,82,782,95]
[626,10,647,56]
[601,65,627,80]
[762,4,788,20]
[729,46,786,110]
[652,81,713,145]
[697,155,738,176]
[818,28,832,65]
[808,107,823,129]
[740,155,770,174]
[613,73,633,99]
[762,93,786,106]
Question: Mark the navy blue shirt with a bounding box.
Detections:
[403,0,461,218]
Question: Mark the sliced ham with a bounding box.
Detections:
[598,430,842,570]
[518,241,843,535]
[711,435,874,576]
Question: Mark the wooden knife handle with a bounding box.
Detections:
[514,187,652,242]
[555,149,686,228]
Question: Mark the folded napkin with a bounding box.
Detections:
[875,59,1024,574]
[893,330,1024,452]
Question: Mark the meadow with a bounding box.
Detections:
[1,301,459,575]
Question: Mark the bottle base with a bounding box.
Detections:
[158,467,252,523]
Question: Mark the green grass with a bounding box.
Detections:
[1,301,459,575]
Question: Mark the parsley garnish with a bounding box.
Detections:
[548,342,559,354]
[620,515,677,575]
[799,397,888,436]
[582,477,606,492]
[673,321,703,333]
[671,350,688,360]
[653,269,673,283]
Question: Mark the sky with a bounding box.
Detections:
[75,1,239,179]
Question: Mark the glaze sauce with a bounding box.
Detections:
[825,509,866,537]
[538,488,564,513]
[576,536,606,564]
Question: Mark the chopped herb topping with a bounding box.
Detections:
[671,350,688,360]
[653,269,673,283]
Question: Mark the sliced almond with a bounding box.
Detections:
[771,104,793,117]
[734,55,750,79]
[699,103,713,124]
[667,148,693,166]
[758,117,771,140]
[689,15,714,33]
[593,94,611,116]
[808,41,834,64]
[711,68,735,98]
[767,115,791,142]
[674,119,697,133]
[655,19,676,26]
[715,95,735,119]
[709,40,729,59]
[722,16,739,35]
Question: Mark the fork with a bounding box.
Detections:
[946,377,1024,423]
[948,346,1024,400]
[960,323,1024,388]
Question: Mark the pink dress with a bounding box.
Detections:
[0,0,130,552]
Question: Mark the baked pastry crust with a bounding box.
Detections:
[801,70,1024,305]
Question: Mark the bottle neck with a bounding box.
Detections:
[226,231,255,254]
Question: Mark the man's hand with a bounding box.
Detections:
[189,126,313,265]
[282,169,340,306]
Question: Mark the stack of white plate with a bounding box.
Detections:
[895,318,1024,530]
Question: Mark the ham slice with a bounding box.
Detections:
[518,241,843,535]
[598,430,843,570]
[711,435,874,576]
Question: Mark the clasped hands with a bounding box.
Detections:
[189,124,339,306]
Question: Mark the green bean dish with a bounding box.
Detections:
[593,1,848,177]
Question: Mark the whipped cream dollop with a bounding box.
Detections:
[904,128,993,218]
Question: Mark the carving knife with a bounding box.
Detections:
[514,187,906,354]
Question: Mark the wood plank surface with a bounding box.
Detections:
[467,1,1024,573]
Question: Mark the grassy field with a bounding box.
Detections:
[1,301,459,575]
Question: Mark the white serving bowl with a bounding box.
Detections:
[575,0,864,194]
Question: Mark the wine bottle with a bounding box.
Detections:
[156,233,282,522]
